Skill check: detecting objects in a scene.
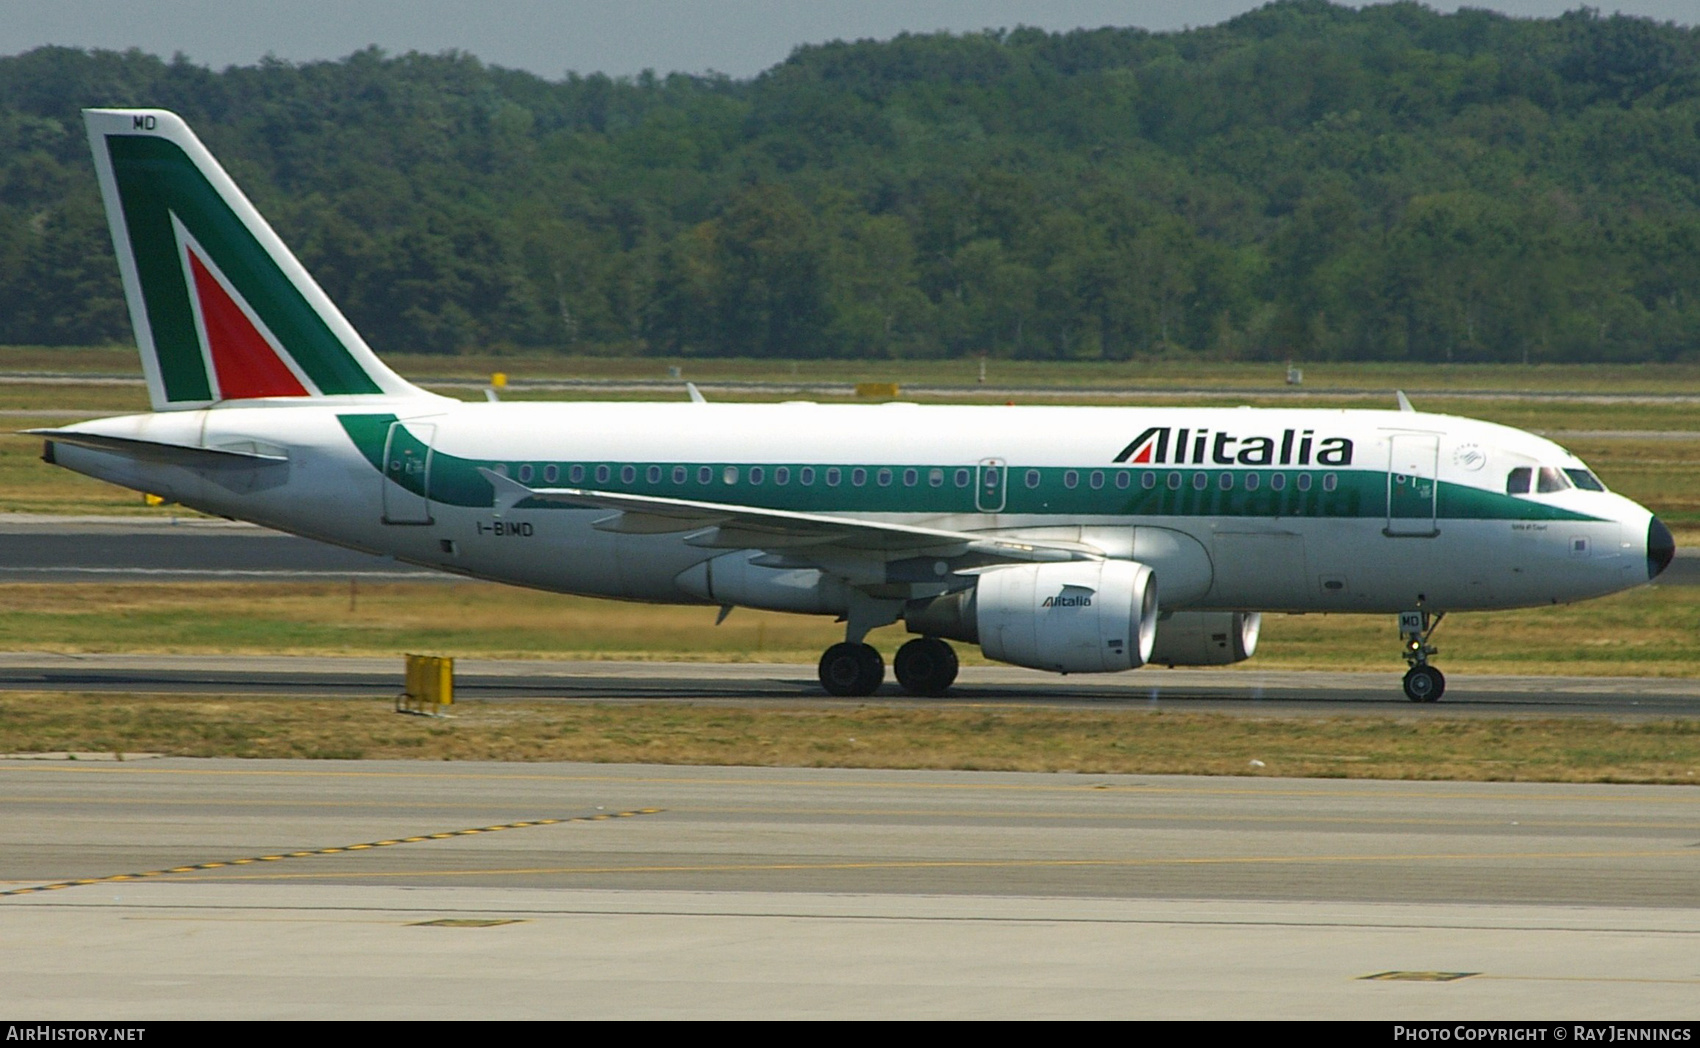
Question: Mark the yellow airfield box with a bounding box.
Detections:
[398,654,454,715]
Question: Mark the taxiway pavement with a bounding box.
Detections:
[1,759,1696,1019]
[0,652,1697,717]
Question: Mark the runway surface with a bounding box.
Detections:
[2,758,1697,1018]
[3,652,1700,715]
[0,515,438,582]
[2,513,1697,585]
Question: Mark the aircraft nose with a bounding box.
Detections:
[1647,516,1675,580]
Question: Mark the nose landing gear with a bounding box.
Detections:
[1399,609,1445,703]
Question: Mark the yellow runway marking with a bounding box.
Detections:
[0,808,663,898]
[8,762,1700,805]
[143,845,1700,884]
[2,795,1694,831]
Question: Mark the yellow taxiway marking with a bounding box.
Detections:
[5,762,1699,807]
[137,846,1700,884]
[0,808,663,898]
[1,794,1693,831]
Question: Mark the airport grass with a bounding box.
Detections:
[0,579,1696,676]
[14,344,1700,395]
[2,693,1697,783]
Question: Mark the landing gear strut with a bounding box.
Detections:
[1399,609,1445,703]
[894,637,958,697]
[819,642,884,697]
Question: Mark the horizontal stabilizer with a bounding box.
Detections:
[28,429,288,469]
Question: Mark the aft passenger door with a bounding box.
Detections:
[1385,432,1439,537]
[381,420,436,525]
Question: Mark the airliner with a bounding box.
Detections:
[33,109,1676,703]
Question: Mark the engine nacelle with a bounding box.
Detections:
[1148,611,1261,666]
[974,560,1158,673]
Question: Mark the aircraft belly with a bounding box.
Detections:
[432,510,711,601]
[1206,529,1310,611]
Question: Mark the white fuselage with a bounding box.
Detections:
[46,396,1659,617]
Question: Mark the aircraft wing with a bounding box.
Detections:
[478,467,1079,563]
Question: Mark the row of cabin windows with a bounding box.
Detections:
[510,463,979,489]
[503,462,1337,494]
[1041,470,1337,493]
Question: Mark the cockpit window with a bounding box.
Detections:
[1506,467,1531,495]
[1564,468,1606,492]
[1536,467,1571,493]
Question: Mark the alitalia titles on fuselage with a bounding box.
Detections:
[1113,426,1354,468]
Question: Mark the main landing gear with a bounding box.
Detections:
[818,637,959,697]
[1399,609,1446,703]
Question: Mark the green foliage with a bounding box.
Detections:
[1,3,1697,361]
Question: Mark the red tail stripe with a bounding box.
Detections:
[188,250,309,399]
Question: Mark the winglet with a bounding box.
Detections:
[1395,390,1415,413]
[686,382,707,404]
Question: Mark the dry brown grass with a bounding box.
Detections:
[17,345,1700,394]
[0,580,1696,677]
[3,694,1697,783]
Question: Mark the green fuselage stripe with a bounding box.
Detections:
[340,415,1602,524]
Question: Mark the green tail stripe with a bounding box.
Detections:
[108,135,381,399]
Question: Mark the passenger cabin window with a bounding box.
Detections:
[1506,467,1532,495]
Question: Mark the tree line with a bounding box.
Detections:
[1,1,1697,364]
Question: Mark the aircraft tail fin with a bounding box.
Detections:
[84,109,427,411]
